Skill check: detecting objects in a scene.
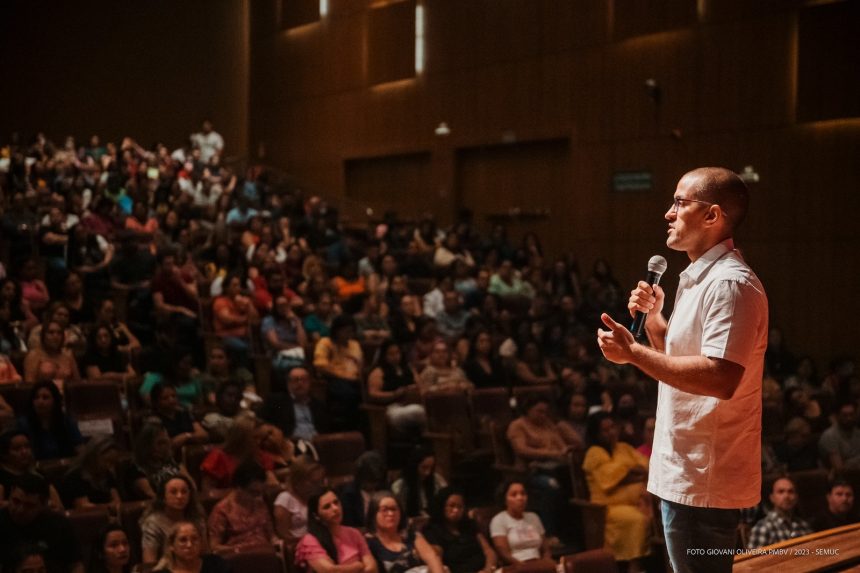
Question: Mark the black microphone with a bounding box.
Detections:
[630,255,668,339]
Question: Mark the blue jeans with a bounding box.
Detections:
[661,499,739,573]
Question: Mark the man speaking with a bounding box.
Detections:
[597,167,768,573]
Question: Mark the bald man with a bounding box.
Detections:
[598,167,768,573]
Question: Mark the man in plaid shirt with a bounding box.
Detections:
[748,477,813,548]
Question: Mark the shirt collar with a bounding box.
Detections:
[679,238,735,284]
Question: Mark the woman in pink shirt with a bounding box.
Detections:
[295,488,377,573]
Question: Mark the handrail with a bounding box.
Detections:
[733,523,860,572]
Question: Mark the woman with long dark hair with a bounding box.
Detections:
[89,523,135,573]
[366,340,425,436]
[60,435,121,509]
[16,380,83,460]
[0,430,63,509]
[422,487,497,573]
[80,323,136,383]
[295,487,376,573]
[461,329,506,389]
[390,447,446,518]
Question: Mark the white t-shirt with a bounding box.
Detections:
[191,131,224,163]
[274,491,308,539]
[648,239,768,509]
[489,511,544,562]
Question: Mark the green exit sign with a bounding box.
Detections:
[612,171,653,192]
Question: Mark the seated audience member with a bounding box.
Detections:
[94,298,141,355]
[141,475,209,568]
[303,291,337,344]
[213,273,258,368]
[141,348,205,408]
[27,303,85,355]
[151,250,200,348]
[262,295,308,380]
[80,323,136,383]
[417,341,473,394]
[784,387,827,433]
[256,423,295,481]
[60,436,121,509]
[423,487,497,573]
[391,447,447,518]
[0,430,63,509]
[129,420,185,499]
[774,417,820,472]
[295,488,376,573]
[811,480,859,531]
[461,329,506,389]
[636,416,656,458]
[260,366,328,442]
[275,457,326,545]
[582,412,650,569]
[10,545,51,573]
[202,380,248,441]
[434,232,475,270]
[354,294,391,347]
[557,392,588,450]
[366,492,445,573]
[366,340,426,436]
[18,259,51,317]
[314,315,364,431]
[208,460,277,554]
[339,451,389,528]
[17,380,84,460]
[748,477,813,548]
[23,320,81,384]
[514,339,558,387]
[0,352,23,384]
[89,523,135,573]
[818,402,860,471]
[198,344,256,406]
[0,277,38,333]
[489,480,552,565]
[435,291,469,343]
[0,473,84,573]
[153,521,230,573]
[200,417,278,493]
[613,392,645,447]
[149,384,208,450]
[488,260,534,300]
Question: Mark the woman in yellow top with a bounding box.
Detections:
[313,315,364,431]
[582,411,651,572]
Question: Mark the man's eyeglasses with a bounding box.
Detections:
[671,197,714,214]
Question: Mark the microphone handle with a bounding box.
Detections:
[630,270,662,339]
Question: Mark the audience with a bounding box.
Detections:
[295,487,376,573]
[274,457,326,545]
[391,446,447,518]
[89,523,135,573]
[489,479,552,565]
[208,460,277,554]
[153,521,231,573]
[339,451,389,528]
[582,412,650,570]
[0,473,84,573]
[141,475,208,568]
[748,477,813,548]
[59,435,121,509]
[423,487,497,573]
[811,480,859,531]
[0,430,63,509]
[365,491,445,573]
[1,126,857,571]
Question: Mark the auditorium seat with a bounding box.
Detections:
[64,381,128,446]
[66,506,112,565]
[561,549,618,573]
[0,382,33,415]
[312,431,366,487]
[119,500,150,565]
[511,385,557,410]
[224,548,285,573]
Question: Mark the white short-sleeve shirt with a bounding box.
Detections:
[489,511,544,561]
[274,490,308,539]
[647,239,768,509]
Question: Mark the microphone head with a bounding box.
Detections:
[648,255,668,275]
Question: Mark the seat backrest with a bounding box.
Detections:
[511,385,557,413]
[787,468,830,519]
[471,388,512,430]
[224,547,284,573]
[65,381,123,420]
[423,390,475,452]
[66,507,112,566]
[312,431,366,482]
[488,420,516,468]
[470,505,499,540]
[0,383,33,414]
[182,443,215,490]
[119,500,151,565]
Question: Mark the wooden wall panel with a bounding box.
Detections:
[367,0,415,85]
[612,0,697,40]
[282,0,320,29]
[344,152,435,218]
[797,1,860,122]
